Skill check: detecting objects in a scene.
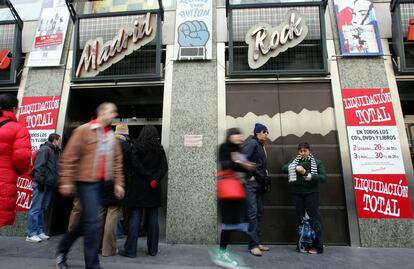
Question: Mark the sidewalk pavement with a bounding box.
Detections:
[0,236,413,269]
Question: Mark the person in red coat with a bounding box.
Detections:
[0,94,32,227]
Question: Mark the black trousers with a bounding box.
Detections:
[292,192,323,251]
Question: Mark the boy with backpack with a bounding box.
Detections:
[282,142,327,254]
[26,133,61,243]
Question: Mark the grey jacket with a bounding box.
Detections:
[33,141,60,187]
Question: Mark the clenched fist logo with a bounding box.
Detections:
[178,20,210,47]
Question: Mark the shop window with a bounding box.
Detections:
[67,0,174,14]
[391,0,414,73]
[229,0,320,4]
[67,1,163,82]
[227,0,328,76]
[0,0,43,21]
[0,3,23,85]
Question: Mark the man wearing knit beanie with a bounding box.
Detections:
[242,122,270,256]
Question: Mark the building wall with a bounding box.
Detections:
[2,0,414,247]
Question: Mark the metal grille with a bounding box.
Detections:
[0,24,15,50]
[79,14,156,47]
[401,3,414,68]
[400,3,414,37]
[230,5,324,73]
[232,6,320,41]
[229,0,320,4]
[76,14,159,78]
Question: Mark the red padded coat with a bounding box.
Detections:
[0,110,31,227]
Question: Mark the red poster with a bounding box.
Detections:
[342,88,396,126]
[15,96,60,211]
[354,174,413,218]
[34,33,64,48]
[342,88,413,219]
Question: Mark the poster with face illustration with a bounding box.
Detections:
[334,0,383,56]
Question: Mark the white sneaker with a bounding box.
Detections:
[38,233,50,240]
[26,235,42,243]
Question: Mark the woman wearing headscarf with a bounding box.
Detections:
[0,94,31,227]
[120,126,168,257]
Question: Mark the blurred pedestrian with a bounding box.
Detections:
[99,124,131,256]
[210,128,255,269]
[0,94,31,228]
[67,197,81,232]
[120,125,167,258]
[26,133,61,242]
[56,102,124,269]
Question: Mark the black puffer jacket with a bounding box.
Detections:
[33,141,60,187]
[127,143,168,208]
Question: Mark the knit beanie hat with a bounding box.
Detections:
[254,123,268,134]
[115,123,129,136]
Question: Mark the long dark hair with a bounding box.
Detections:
[226,127,241,143]
[0,93,18,117]
[134,125,162,153]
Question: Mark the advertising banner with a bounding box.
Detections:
[174,0,212,60]
[16,96,60,211]
[27,0,70,67]
[333,0,383,56]
[342,88,413,218]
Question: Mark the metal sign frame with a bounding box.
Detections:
[64,0,164,83]
[226,1,328,77]
[71,10,162,83]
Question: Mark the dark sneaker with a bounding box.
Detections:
[56,253,68,269]
[118,249,136,258]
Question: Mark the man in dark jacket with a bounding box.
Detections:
[26,133,61,243]
[242,123,270,256]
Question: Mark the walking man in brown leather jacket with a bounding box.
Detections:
[56,102,125,269]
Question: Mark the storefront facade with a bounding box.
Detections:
[1,0,414,248]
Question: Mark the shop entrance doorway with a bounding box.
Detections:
[225,82,350,245]
[397,81,414,169]
[47,85,164,236]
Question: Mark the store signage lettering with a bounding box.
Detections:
[17,96,61,211]
[245,10,308,69]
[76,12,157,78]
[0,49,11,70]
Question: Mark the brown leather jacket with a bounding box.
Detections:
[59,122,124,188]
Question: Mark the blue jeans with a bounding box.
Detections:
[57,181,103,269]
[124,207,159,257]
[246,180,264,250]
[27,181,53,236]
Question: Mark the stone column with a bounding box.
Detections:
[165,8,218,244]
[0,20,73,237]
[328,0,414,247]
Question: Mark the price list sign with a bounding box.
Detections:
[342,88,413,218]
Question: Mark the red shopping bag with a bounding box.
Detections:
[216,170,246,200]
